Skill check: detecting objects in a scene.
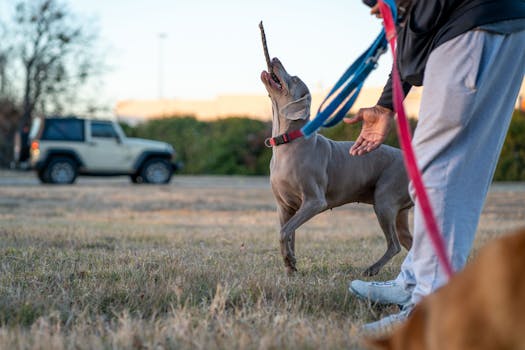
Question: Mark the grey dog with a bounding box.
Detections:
[261,57,413,276]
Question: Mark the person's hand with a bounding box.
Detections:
[344,105,394,156]
[370,3,382,18]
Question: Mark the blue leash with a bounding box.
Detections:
[301,1,397,138]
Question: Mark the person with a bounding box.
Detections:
[344,0,525,334]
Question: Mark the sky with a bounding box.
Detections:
[3,0,393,107]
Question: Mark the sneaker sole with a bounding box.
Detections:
[348,284,411,307]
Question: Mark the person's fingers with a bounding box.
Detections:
[371,4,382,18]
[366,141,380,153]
[349,135,364,155]
[353,145,367,156]
[361,141,373,153]
[351,137,382,156]
[350,137,363,151]
[344,110,363,124]
[351,137,370,156]
[343,116,359,124]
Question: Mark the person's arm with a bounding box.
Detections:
[377,72,413,111]
[343,1,416,156]
[409,0,454,33]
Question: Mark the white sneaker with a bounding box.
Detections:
[360,304,413,336]
[349,279,412,306]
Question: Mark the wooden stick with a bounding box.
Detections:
[259,21,272,72]
[259,21,280,83]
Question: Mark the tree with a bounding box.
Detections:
[15,0,101,121]
[0,53,7,96]
[6,0,103,163]
[0,20,11,98]
[0,99,21,167]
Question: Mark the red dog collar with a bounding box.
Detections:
[264,129,304,147]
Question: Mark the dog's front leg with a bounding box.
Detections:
[280,199,326,274]
[278,204,295,248]
[278,205,297,274]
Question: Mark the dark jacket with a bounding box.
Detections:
[377,0,525,110]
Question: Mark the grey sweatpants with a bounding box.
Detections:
[396,29,525,304]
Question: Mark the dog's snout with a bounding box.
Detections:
[271,58,283,71]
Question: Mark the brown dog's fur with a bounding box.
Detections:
[367,227,525,350]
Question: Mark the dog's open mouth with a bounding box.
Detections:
[262,70,282,90]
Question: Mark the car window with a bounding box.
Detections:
[29,118,42,140]
[91,122,117,138]
[42,119,84,141]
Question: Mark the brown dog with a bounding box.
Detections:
[367,227,525,350]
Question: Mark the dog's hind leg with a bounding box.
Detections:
[396,207,413,250]
[363,204,402,276]
[279,199,327,274]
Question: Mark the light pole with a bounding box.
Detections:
[158,32,167,100]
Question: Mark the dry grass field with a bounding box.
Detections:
[0,172,524,349]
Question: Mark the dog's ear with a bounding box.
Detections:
[281,95,311,120]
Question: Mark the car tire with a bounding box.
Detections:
[44,157,78,184]
[37,169,51,184]
[130,174,143,184]
[140,158,172,184]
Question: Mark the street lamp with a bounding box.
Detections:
[158,32,167,100]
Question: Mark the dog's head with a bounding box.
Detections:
[260,58,311,122]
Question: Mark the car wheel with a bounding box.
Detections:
[37,169,50,184]
[130,174,143,184]
[140,158,172,184]
[45,157,78,184]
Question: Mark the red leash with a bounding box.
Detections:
[378,0,454,278]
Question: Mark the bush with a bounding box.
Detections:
[494,110,525,181]
[122,116,272,175]
[122,111,525,180]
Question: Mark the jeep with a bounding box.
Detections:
[29,116,181,184]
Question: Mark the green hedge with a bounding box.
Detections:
[122,116,272,175]
[122,110,525,180]
[494,110,525,181]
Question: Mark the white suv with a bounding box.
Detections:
[29,116,181,184]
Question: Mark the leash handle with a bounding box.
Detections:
[378,0,454,278]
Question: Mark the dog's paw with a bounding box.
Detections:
[362,266,380,277]
[285,258,298,274]
[286,266,298,276]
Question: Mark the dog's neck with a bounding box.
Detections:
[270,100,310,137]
